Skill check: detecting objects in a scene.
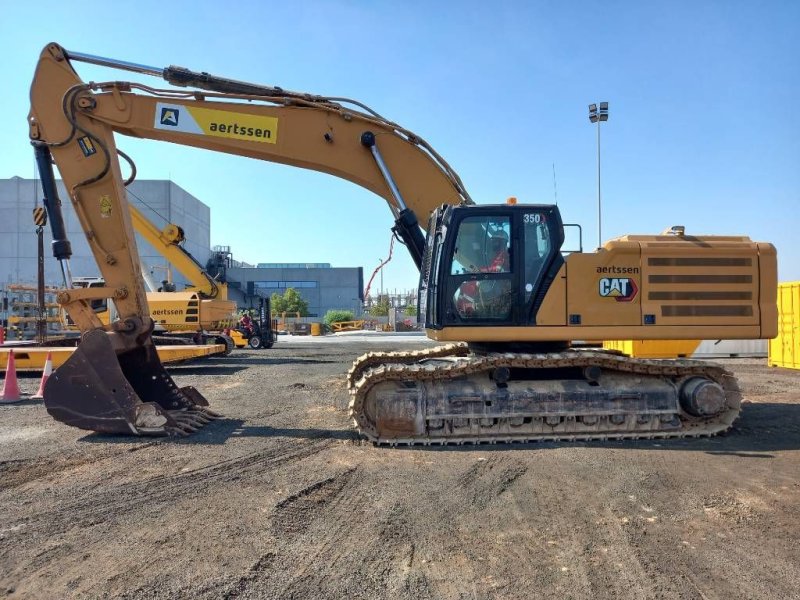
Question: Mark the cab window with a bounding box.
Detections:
[523,211,552,303]
[449,215,513,320]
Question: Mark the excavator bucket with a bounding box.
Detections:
[43,329,218,436]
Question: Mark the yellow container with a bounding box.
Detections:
[769,282,800,369]
[603,339,701,358]
[310,322,322,336]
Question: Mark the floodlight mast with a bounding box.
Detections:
[588,102,609,249]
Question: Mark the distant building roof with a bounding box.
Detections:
[256,263,331,269]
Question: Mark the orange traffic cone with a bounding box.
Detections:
[1,351,22,403]
[32,351,53,400]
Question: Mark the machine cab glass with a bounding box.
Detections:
[522,211,555,304]
[422,204,564,329]
[450,215,514,320]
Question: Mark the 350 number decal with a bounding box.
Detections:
[524,213,544,224]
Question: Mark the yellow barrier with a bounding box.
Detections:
[603,339,701,358]
[769,282,800,369]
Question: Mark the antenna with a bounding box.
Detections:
[552,163,558,206]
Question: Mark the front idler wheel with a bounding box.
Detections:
[680,377,727,417]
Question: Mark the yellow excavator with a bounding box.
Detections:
[112,205,274,349]
[128,203,238,338]
[66,204,241,352]
[28,43,777,441]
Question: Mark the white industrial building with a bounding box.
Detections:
[0,177,211,290]
[1,177,364,319]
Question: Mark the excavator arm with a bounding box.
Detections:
[28,42,470,435]
[128,204,223,299]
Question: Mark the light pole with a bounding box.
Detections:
[588,102,609,249]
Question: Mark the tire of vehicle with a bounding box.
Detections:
[248,335,262,349]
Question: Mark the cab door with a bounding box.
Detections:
[445,212,516,325]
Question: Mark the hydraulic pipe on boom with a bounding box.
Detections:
[360,131,426,269]
[46,45,471,272]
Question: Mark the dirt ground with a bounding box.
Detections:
[1,335,799,599]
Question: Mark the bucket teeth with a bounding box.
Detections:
[165,426,190,437]
[200,407,222,419]
[168,409,213,430]
[43,329,221,437]
[175,423,199,435]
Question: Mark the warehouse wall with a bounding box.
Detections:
[0,177,210,290]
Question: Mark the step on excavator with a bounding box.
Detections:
[28,43,777,441]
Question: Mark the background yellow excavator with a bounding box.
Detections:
[65,203,242,352]
[129,203,238,336]
[128,204,276,350]
[28,43,777,441]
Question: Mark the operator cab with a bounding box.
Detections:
[419,204,565,331]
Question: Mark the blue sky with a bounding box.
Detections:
[1,1,797,292]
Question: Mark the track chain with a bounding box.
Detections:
[348,347,741,446]
[346,343,469,389]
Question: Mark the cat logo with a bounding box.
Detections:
[160,107,180,127]
[599,277,638,302]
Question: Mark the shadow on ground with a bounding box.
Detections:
[76,418,358,445]
[71,402,800,452]
[169,358,337,369]
[163,365,249,376]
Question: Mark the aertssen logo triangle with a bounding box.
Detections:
[160,107,179,126]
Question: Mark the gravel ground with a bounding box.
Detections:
[1,335,799,599]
